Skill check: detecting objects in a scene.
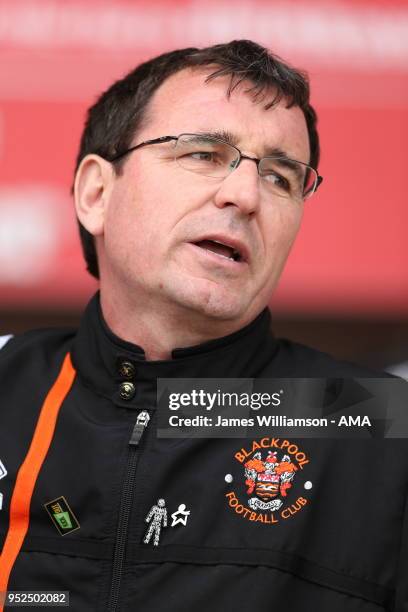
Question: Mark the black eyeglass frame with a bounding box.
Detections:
[107,134,323,199]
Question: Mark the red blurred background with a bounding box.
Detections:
[0,0,407,366]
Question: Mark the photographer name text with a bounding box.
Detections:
[168,414,372,428]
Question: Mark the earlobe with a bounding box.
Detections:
[74,155,114,237]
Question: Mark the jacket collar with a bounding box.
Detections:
[71,293,277,409]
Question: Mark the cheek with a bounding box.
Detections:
[263,205,303,266]
[103,189,153,269]
[104,176,185,278]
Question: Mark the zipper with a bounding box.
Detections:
[107,410,151,612]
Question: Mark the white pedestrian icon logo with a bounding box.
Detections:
[171,504,190,527]
[143,498,168,546]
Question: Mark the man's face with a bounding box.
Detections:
[99,68,311,325]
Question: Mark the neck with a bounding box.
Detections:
[99,288,256,361]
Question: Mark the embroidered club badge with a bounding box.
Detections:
[226,437,311,524]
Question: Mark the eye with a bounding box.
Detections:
[263,171,291,192]
[189,151,218,163]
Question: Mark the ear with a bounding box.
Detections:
[74,154,115,237]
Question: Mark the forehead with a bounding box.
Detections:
[142,67,310,162]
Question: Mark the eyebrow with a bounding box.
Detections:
[190,130,239,145]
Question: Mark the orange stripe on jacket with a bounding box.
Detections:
[0,353,75,607]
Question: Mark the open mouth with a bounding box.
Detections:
[193,239,243,263]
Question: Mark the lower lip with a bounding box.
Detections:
[187,243,248,270]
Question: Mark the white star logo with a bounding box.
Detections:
[171,503,191,527]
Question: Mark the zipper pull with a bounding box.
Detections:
[129,410,151,446]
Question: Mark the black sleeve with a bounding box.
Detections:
[394,488,408,610]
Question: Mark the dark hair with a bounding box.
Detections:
[74,39,320,279]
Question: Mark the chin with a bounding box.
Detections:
[196,301,245,321]
[175,285,252,321]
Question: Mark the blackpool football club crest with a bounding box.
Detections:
[225,437,312,524]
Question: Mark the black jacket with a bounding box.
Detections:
[0,293,407,611]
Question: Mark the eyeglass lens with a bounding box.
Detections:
[173,134,317,200]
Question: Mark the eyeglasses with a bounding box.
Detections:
[107,133,323,202]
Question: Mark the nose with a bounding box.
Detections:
[213,157,261,216]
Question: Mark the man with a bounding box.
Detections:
[0,40,407,611]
